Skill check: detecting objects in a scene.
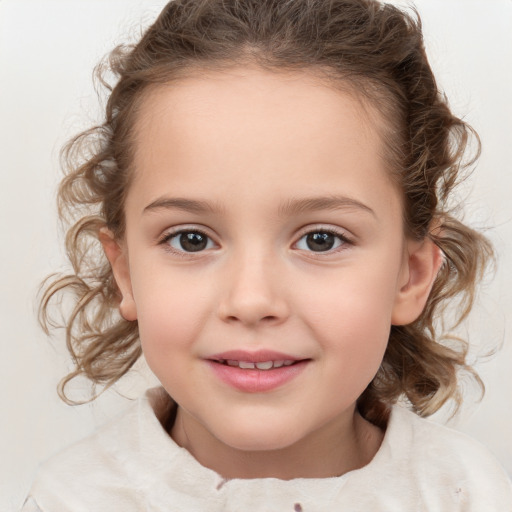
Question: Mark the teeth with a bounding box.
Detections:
[255,361,273,370]
[220,359,297,370]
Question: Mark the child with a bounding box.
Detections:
[22,0,512,510]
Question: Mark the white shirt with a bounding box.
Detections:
[23,387,512,511]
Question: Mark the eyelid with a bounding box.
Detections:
[292,224,354,253]
[295,224,353,241]
[158,225,212,242]
[157,225,219,255]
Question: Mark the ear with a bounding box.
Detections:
[391,236,444,326]
[99,227,137,322]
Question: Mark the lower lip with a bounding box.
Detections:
[206,360,309,393]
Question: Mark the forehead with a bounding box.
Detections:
[134,66,379,152]
[127,66,398,214]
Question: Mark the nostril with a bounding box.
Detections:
[224,314,279,324]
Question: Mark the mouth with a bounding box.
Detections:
[206,351,310,392]
[213,359,300,370]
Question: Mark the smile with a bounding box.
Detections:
[218,359,296,370]
[206,351,309,392]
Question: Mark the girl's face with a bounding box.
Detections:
[107,67,434,464]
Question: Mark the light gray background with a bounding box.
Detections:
[1,0,511,509]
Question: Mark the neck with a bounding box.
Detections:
[170,406,384,480]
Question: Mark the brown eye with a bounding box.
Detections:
[167,231,214,252]
[306,232,335,251]
[295,230,346,252]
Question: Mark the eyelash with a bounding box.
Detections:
[294,227,353,255]
[158,227,215,257]
[158,226,353,256]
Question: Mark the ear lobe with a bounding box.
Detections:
[391,237,444,326]
[99,227,137,322]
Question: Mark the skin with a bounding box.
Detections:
[101,66,442,480]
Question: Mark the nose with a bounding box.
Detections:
[217,249,290,327]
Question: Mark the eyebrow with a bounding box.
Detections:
[142,195,375,217]
[143,197,224,215]
[278,195,376,217]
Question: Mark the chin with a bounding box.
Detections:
[213,420,303,452]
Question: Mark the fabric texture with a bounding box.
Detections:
[23,387,512,511]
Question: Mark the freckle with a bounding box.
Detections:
[294,504,303,512]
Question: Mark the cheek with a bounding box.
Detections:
[325,294,391,370]
[130,270,212,366]
[299,258,399,331]
[320,298,391,403]
[297,263,399,379]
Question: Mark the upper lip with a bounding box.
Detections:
[207,350,304,363]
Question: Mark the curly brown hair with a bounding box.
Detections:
[40,0,493,425]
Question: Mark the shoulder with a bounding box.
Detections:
[381,405,512,509]
[24,387,177,511]
[398,406,506,472]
